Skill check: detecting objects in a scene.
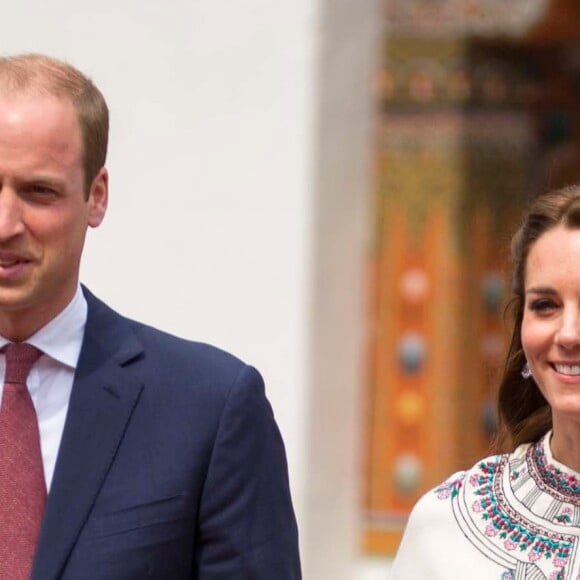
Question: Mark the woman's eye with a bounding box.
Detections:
[529,298,557,313]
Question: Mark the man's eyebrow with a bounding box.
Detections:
[525,286,557,295]
[17,175,66,188]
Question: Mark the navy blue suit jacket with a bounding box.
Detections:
[30,288,301,579]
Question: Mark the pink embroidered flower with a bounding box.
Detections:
[437,489,451,500]
[469,473,479,486]
[472,500,483,512]
[485,523,499,537]
[528,549,541,562]
[554,556,567,568]
[504,539,518,551]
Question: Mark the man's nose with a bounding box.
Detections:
[0,189,25,241]
[555,310,580,349]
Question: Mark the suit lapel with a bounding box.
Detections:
[31,290,144,580]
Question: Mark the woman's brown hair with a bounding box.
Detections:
[496,184,580,451]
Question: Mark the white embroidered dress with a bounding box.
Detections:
[391,432,580,580]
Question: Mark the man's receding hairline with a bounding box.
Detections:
[0,67,84,100]
[0,87,85,140]
[0,84,76,102]
[0,54,108,197]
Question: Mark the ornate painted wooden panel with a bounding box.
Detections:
[362,12,560,551]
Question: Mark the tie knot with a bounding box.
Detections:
[3,343,42,385]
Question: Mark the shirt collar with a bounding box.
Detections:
[0,285,87,369]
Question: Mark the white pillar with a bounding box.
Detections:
[302,0,379,577]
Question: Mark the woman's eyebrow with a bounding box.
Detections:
[525,286,557,295]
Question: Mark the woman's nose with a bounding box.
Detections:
[555,310,580,349]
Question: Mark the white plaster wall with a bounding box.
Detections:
[0,0,317,526]
[0,1,379,577]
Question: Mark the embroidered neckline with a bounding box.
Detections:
[470,456,573,568]
[530,432,580,503]
[433,437,578,577]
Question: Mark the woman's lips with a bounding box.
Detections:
[553,363,580,376]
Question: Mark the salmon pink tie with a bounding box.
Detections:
[0,343,44,580]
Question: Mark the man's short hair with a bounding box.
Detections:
[0,53,109,195]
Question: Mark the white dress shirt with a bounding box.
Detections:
[0,286,87,491]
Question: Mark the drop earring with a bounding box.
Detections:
[521,362,532,379]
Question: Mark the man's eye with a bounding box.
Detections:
[31,185,55,194]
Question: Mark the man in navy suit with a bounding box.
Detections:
[0,53,300,579]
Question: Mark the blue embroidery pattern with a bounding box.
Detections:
[531,434,580,501]
[436,446,575,576]
[470,459,571,569]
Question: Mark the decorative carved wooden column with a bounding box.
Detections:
[364,0,551,555]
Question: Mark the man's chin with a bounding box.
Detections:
[0,287,62,340]
[0,287,39,313]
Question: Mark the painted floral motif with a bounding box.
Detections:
[427,434,580,577]
[510,468,522,482]
[435,472,465,499]
[532,435,580,496]
[468,457,574,570]
[554,508,573,525]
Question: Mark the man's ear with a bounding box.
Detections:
[87,167,108,228]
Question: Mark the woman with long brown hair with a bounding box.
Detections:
[392,185,580,579]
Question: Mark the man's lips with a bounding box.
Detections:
[0,253,36,281]
[0,252,35,267]
[0,259,30,267]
